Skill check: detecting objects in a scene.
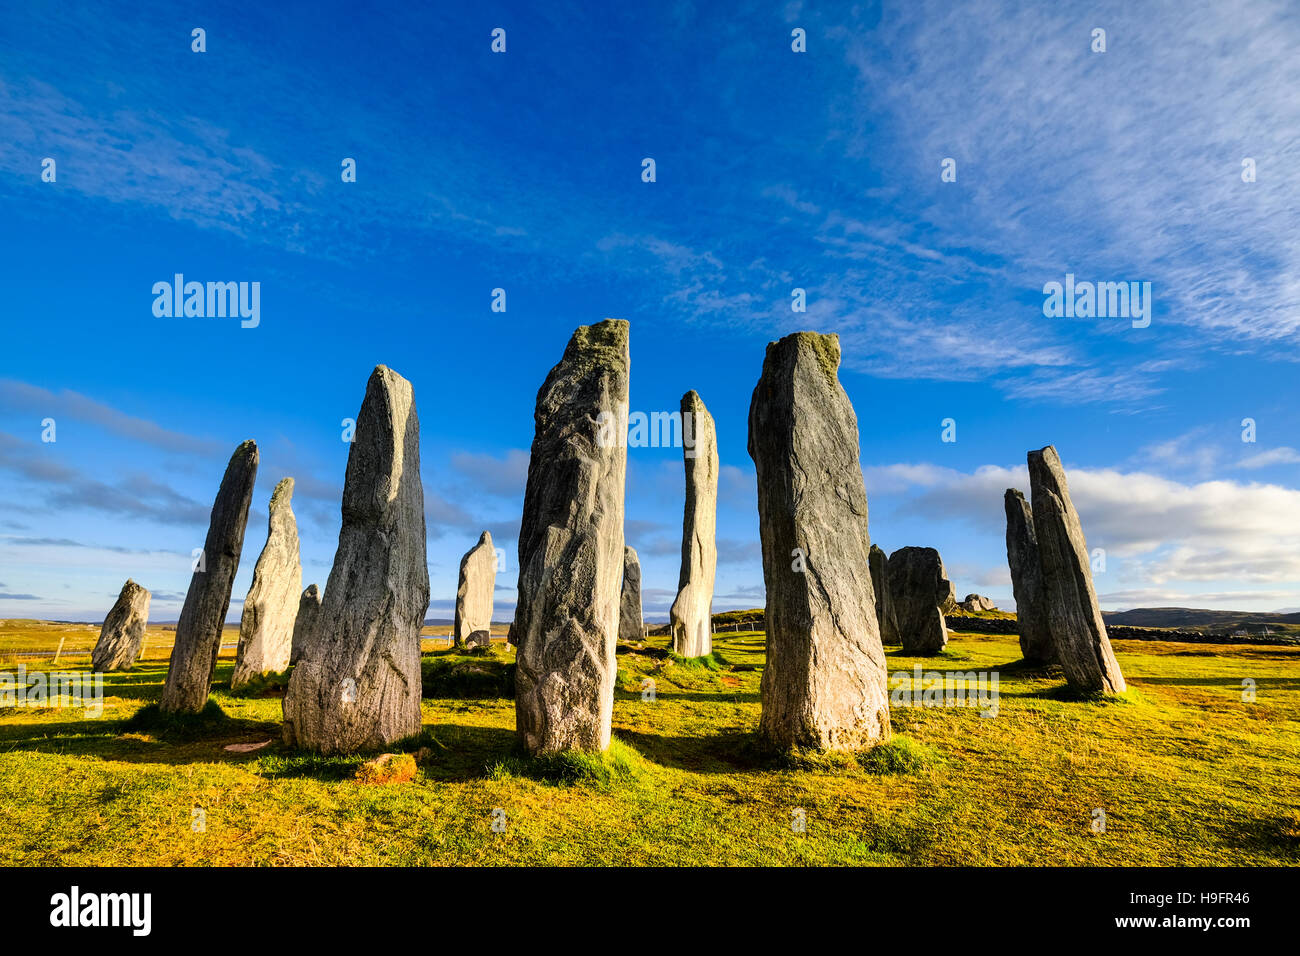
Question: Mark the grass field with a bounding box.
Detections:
[1,623,1297,866]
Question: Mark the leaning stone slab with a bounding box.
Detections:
[290,584,321,665]
[512,319,628,755]
[282,366,430,753]
[886,546,950,655]
[748,331,891,751]
[1028,446,1126,694]
[619,545,643,643]
[161,440,258,713]
[1004,488,1056,664]
[91,579,151,672]
[232,477,302,689]
[669,390,718,658]
[455,531,497,648]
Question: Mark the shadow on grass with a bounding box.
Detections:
[615,728,761,773]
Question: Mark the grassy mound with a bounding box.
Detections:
[121,700,231,741]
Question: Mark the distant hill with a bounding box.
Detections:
[1101,607,1300,633]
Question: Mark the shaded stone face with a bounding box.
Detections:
[1004,488,1056,664]
[670,390,718,658]
[513,319,628,755]
[290,584,322,665]
[869,544,899,645]
[748,331,891,751]
[455,531,496,648]
[619,545,643,643]
[161,440,258,713]
[282,366,430,753]
[886,546,950,655]
[1028,445,1126,694]
[233,477,302,688]
[91,579,151,672]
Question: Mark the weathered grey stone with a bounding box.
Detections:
[1004,488,1056,664]
[161,440,258,713]
[869,544,900,645]
[1028,446,1126,694]
[747,331,891,751]
[91,579,151,672]
[282,366,430,753]
[290,584,321,665]
[886,546,950,655]
[669,390,718,658]
[232,478,302,689]
[512,319,628,755]
[619,545,643,643]
[454,531,496,648]
[959,593,997,613]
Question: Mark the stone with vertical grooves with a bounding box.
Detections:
[290,584,321,665]
[455,531,496,648]
[1004,488,1056,663]
[161,440,258,713]
[669,390,718,658]
[282,366,430,753]
[886,546,950,655]
[747,331,891,751]
[232,477,302,688]
[512,319,628,755]
[619,545,643,643]
[1028,445,1126,694]
[869,545,900,645]
[91,579,151,672]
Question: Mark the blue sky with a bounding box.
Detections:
[2,0,1298,623]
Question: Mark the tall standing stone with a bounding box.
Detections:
[1028,446,1126,694]
[512,320,628,755]
[91,579,151,672]
[1004,488,1055,664]
[619,545,643,643]
[669,390,718,658]
[455,531,496,648]
[868,544,900,645]
[232,478,302,688]
[282,366,430,753]
[748,331,891,751]
[291,584,321,665]
[161,440,258,713]
[886,546,950,655]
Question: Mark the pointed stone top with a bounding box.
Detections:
[270,476,295,507]
[562,319,629,360]
[231,439,258,463]
[476,530,493,547]
[303,583,320,599]
[1006,487,1027,502]
[624,543,639,560]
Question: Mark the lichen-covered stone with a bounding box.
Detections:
[1004,488,1055,663]
[512,320,628,755]
[670,390,718,658]
[886,546,950,655]
[619,545,643,643]
[747,331,891,751]
[1028,446,1126,694]
[232,477,301,688]
[91,579,151,672]
[282,366,430,753]
[161,440,258,713]
[290,584,321,665]
[455,531,496,648]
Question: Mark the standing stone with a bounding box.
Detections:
[1027,446,1126,694]
[1004,488,1055,664]
[669,390,718,658]
[455,531,496,648]
[291,584,321,665]
[161,440,258,713]
[91,579,151,672]
[232,478,302,689]
[868,544,900,645]
[512,320,628,755]
[886,546,950,655]
[282,366,430,753]
[619,545,643,643]
[748,331,891,751]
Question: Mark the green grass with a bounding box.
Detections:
[1,625,1297,866]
